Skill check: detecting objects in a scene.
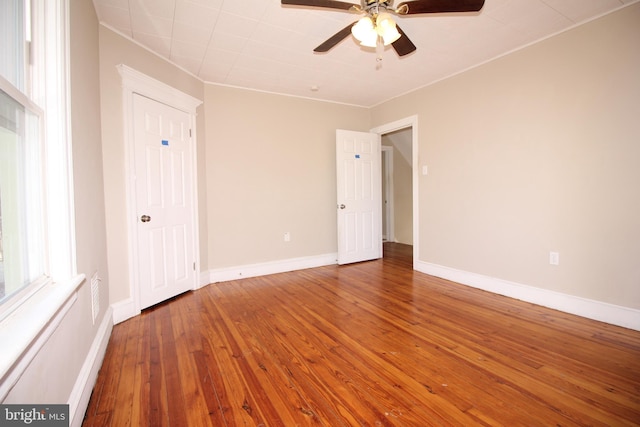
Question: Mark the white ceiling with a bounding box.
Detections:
[92,0,635,106]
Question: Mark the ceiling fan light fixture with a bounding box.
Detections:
[376,13,401,45]
[359,33,378,47]
[287,0,486,57]
[352,12,400,48]
[351,16,378,47]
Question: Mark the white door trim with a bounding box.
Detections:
[370,115,418,267]
[118,65,202,315]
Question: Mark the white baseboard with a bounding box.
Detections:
[68,307,113,427]
[111,298,139,325]
[197,271,211,289]
[112,254,337,322]
[416,260,640,331]
[112,272,209,320]
[207,253,338,284]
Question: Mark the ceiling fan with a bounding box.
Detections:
[282,0,485,57]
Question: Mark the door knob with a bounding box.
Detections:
[338,204,346,209]
[140,215,151,223]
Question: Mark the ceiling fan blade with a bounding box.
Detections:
[391,25,416,57]
[396,0,485,14]
[314,23,355,52]
[281,0,359,11]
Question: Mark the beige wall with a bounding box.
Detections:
[5,0,110,408]
[98,27,206,303]
[204,85,370,268]
[371,4,640,309]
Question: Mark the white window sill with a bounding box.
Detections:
[0,274,85,400]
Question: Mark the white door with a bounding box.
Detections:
[336,129,382,264]
[133,94,196,309]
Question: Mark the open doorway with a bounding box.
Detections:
[372,116,418,268]
[381,128,413,245]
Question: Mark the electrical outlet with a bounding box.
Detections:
[284,232,290,242]
[549,251,559,266]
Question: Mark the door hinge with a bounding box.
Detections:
[193,262,196,271]
[189,129,192,137]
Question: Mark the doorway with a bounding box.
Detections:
[336,129,382,265]
[335,116,418,268]
[371,116,418,267]
[132,94,197,309]
[118,65,202,318]
[381,128,413,245]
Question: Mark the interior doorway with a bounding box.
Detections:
[117,64,202,322]
[335,129,382,265]
[371,116,418,267]
[133,94,197,310]
[381,128,413,246]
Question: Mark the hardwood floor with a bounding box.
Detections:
[83,243,640,426]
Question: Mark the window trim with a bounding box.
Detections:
[0,0,83,398]
[0,74,43,118]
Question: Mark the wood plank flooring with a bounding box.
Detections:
[83,243,640,426]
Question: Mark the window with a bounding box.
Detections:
[0,0,46,316]
[0,89,45,308]
[0,0,79,397]
[0,0,75,319]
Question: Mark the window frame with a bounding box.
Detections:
[0,0,83,400]
[0,75,48,319]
